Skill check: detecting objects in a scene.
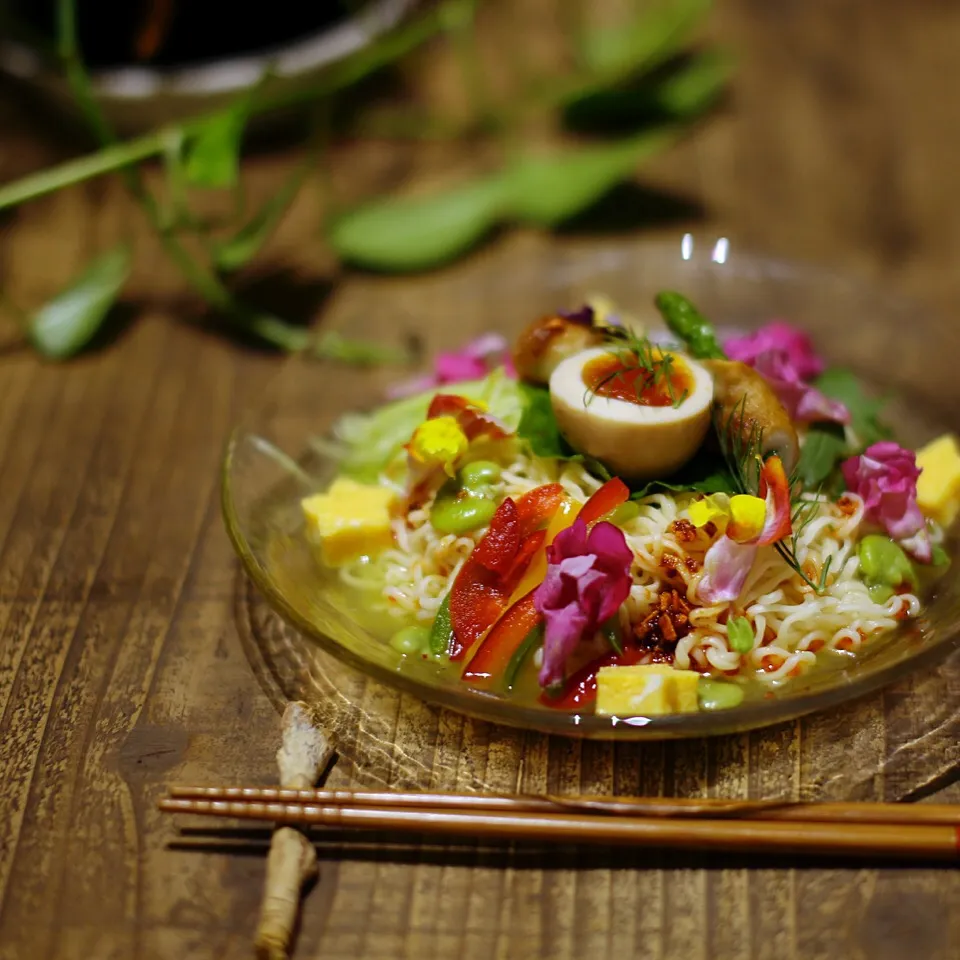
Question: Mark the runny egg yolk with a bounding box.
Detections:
[581,350,696,408]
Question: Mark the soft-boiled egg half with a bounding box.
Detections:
[549,346,715,479]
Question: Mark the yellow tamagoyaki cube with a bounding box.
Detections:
[916,433,960,529]
[301,477,395,566]
[595,664,700,716]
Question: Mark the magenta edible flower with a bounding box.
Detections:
[725,321,824,380]
[386,333,515,399]
[724,321,850,424]
[533,518,633,688]
[842,442,932,561]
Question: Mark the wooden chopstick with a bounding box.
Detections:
[165,786,960,825]
[159,795,960,861]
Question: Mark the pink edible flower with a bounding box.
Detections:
[386,333,516,399]
[724,321,850,424]
[725,321,824,379]
[698,537,760,605]
[698,455,794,604]
[842,442,932,561]
[533,518,633,689]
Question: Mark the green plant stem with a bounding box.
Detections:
[445,0,490,123]
[55,0,312,351]
[0,4,449,211]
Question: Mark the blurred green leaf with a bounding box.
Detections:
[328,176,508,271]
[505,129,678,226]
[564,52,732,132]
[29,244,131,359]
[653,51,732,114]
[214,163,311,272]
[184,104,249,189]
[581,0,712,79]
[312,331,413,365]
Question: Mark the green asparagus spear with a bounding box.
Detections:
[654,291,727,360]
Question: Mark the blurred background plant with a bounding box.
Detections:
[0,0,730,361]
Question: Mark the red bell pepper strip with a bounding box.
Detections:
[538,645,646,710]
[579,477,630,525]
[515,483,566,538]
[452,527,545,666]
[504,496,579,608]
[462,592,541,682]
[449,498,519,658]
[448,561,506,660]
[501,529,546,590]
[470,497,520,574]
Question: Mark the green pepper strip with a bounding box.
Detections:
[504,622,544,690]
[429,592,456,656]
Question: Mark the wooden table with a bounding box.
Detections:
[2,3,959,958]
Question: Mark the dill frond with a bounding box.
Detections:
[714,394,831,594]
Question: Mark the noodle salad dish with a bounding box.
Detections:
[301,292,960,718]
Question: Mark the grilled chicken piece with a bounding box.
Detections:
[704,359,800,475]
[512,312,607,385]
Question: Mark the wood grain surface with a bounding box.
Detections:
[2,2,960,959]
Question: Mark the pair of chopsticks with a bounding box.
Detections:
[160,787,960,862]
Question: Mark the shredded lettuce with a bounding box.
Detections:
[333,368,525,482]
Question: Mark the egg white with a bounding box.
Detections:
[549,346,715,479]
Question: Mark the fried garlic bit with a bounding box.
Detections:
[255,702,335,960]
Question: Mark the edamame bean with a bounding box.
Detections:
[858,534,916,588]
[698,679,746,711]
[430,494,498,535]
[390,624,431,654]
[460,460,501,487]
[868,583,894,604]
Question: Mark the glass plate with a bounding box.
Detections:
[222,233,960,739]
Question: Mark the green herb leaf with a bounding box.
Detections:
[506,129,678,227]
[328,177,507,271]
[727,615,755,654]
[516,384,612,478]
[814,368,892,449]
[184,105,249,189]
[581,0,712,79]
[796,421,848,489]
[601,615,624,655]
[29,245,131,359]
[630,448,737,499]
[517,383,567,458]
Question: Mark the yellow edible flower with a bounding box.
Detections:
[688,492,766,543]
[688,493,731,531]
[408,416,468,476]
[728,494,767,541]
